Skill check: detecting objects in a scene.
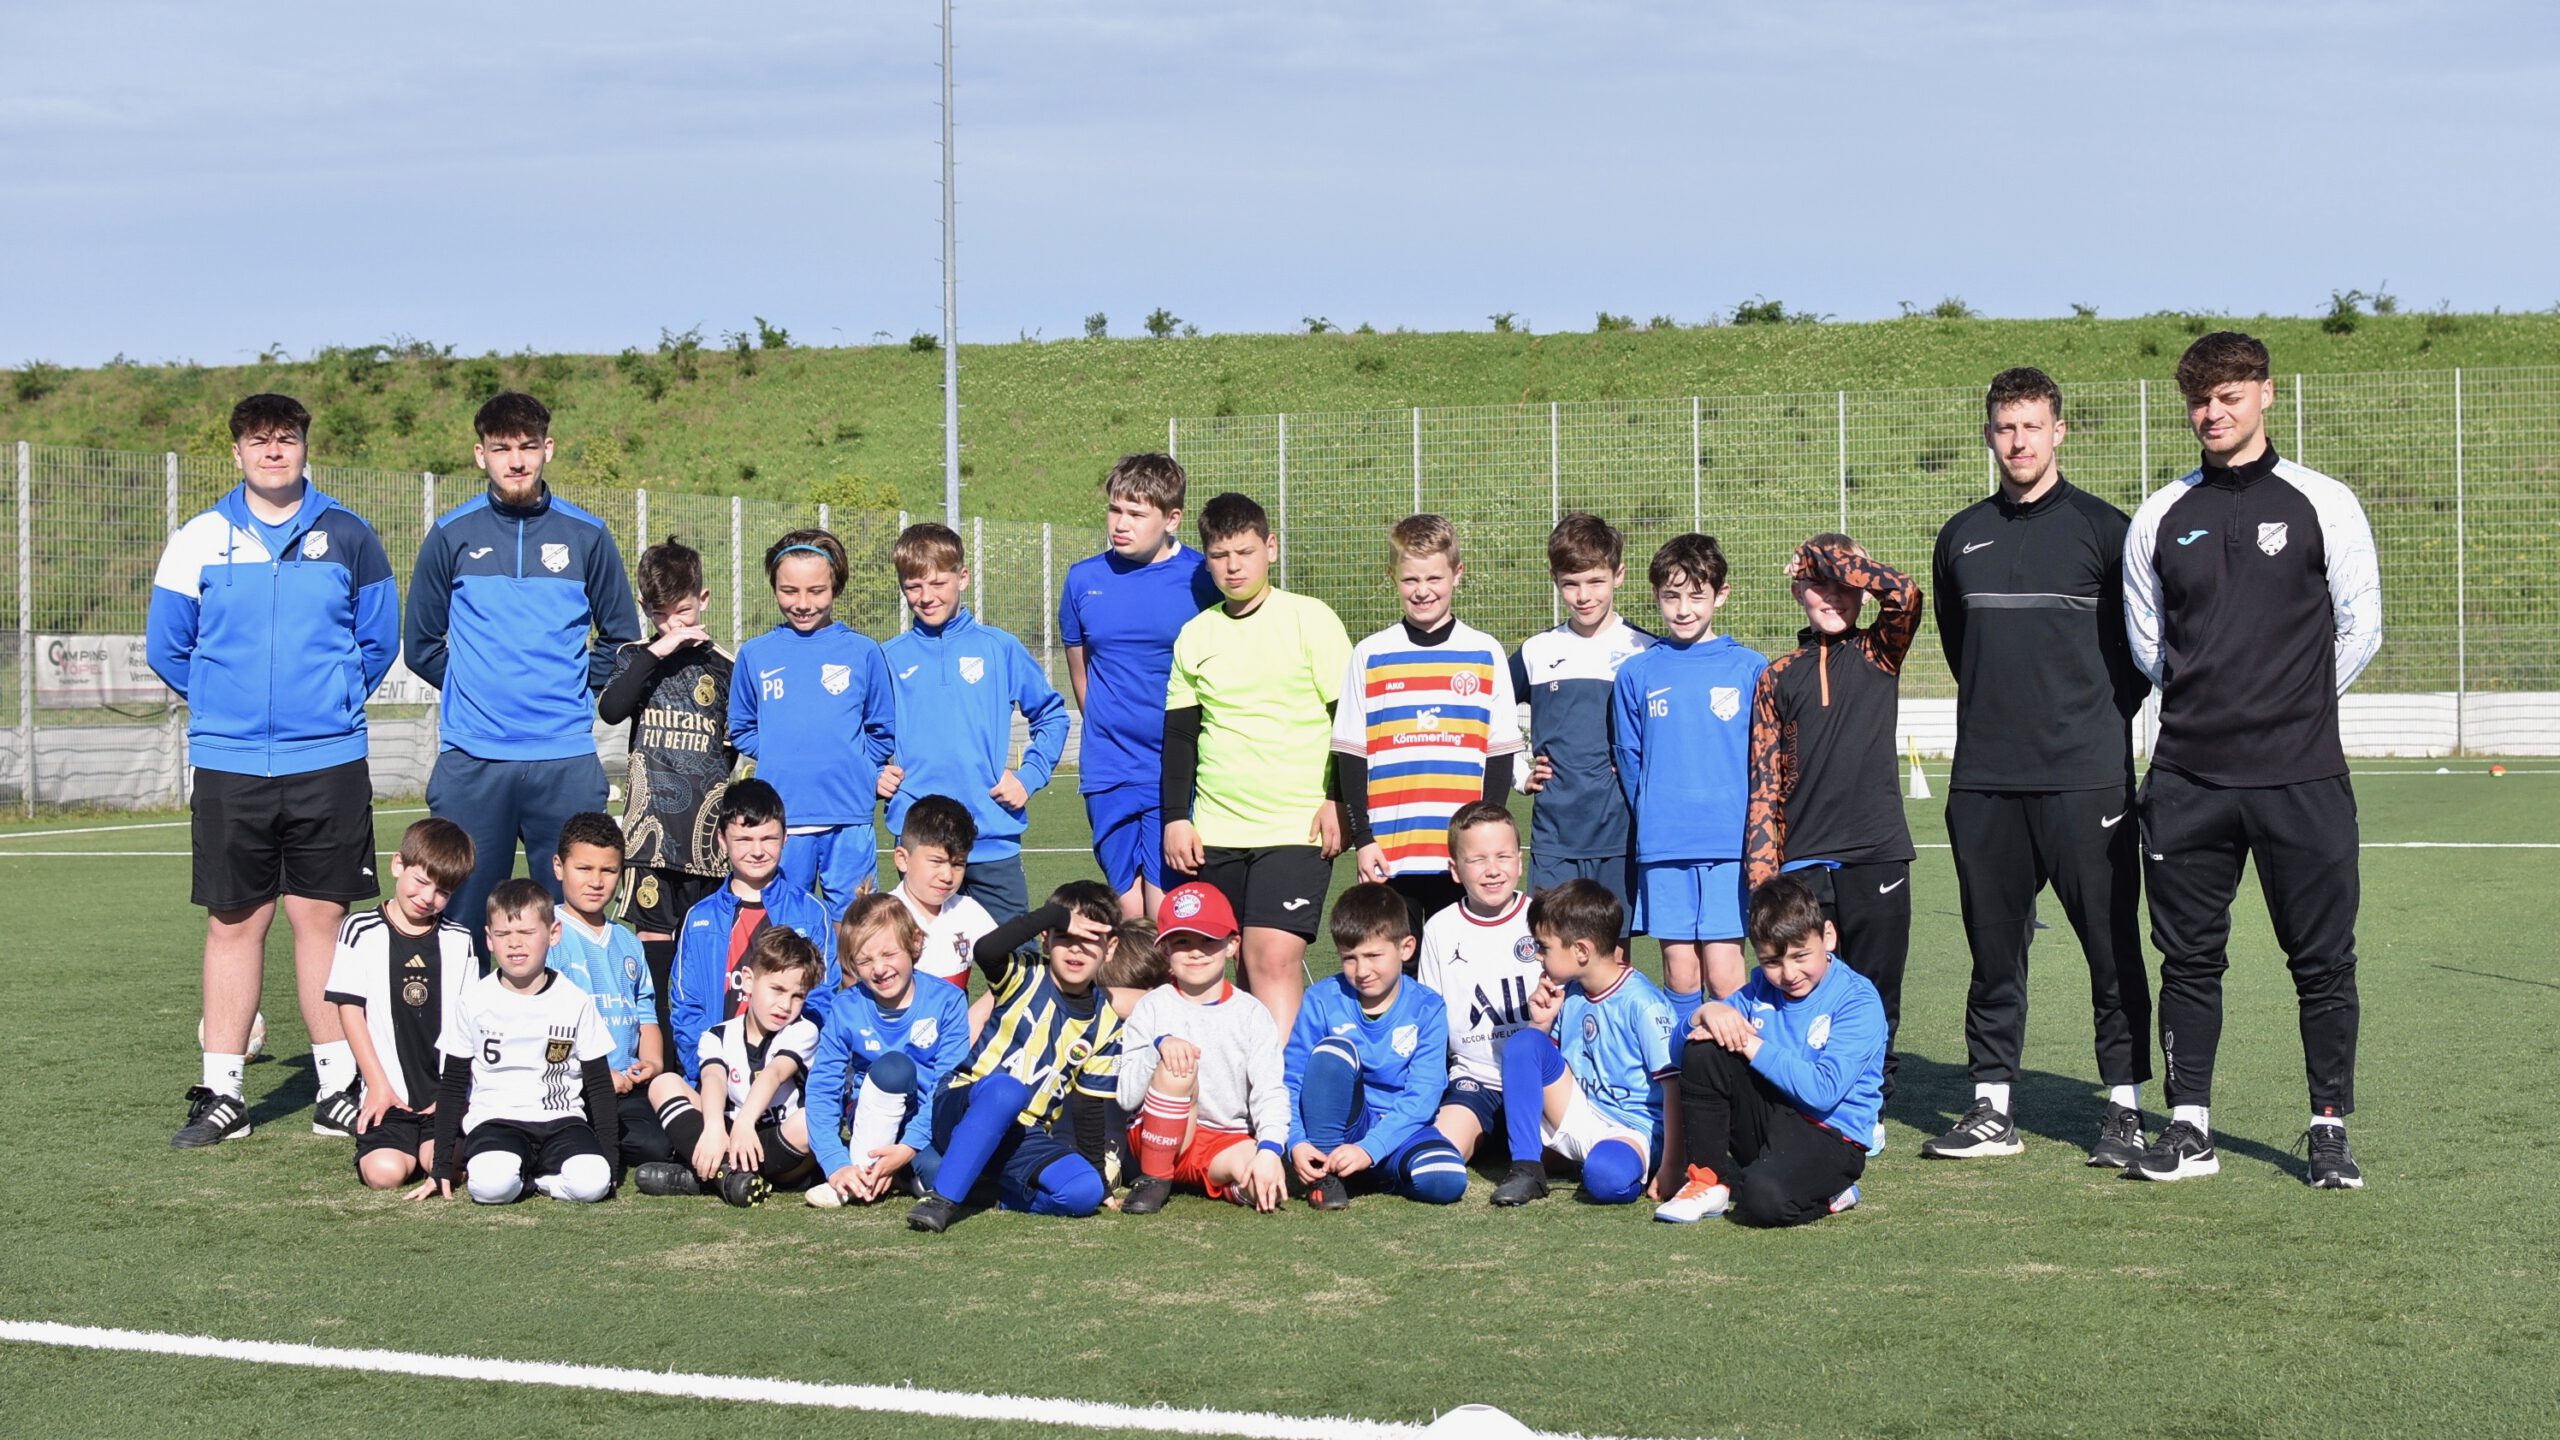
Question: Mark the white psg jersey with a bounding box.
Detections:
[698,1014,819,1127]
[439,970,612,1132]
[1414,892,1540,1087]
[896,885,997,986]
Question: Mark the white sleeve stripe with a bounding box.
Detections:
[2278,461,2383,693]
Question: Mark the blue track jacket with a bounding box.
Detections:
[667,880,841,1081]
[881,609,1069,860]
[1283,974,1450,1159]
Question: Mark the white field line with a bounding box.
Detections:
[0,1321,1674,1440]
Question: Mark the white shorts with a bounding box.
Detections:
[1539,1078,1650,1170]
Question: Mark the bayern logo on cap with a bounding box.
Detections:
[1172,890,1204,920]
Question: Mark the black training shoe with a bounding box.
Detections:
[1489,1161,1550,1207]
[633,1161,703,1196]
[2299,1125,2365,1190]
[1121,1176,1174,1216]
[172,1086,252,1149]
[1921,1099,2024,1159]
[716,1166,771,1208]
[906,1195,960,1233]
[1306,1176,1352,1211]
[2088,1104,2146,1169]
[311,1084,362,1137]
[2124,1120,2219,1181]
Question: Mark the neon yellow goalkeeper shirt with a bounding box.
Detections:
[1166,587,1352,849]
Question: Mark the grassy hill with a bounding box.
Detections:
[6,309,2553,523]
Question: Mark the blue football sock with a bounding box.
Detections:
[1028,1154,1106,1217]
[1582,1137,1647,1204]
[1397,1133,1469,1204]
[1499,1028,1567,1163]
[1299,1037,1365,1153]
[931,1075,1031,1203]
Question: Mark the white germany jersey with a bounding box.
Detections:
[698,1014,820,1127]
[439,970,612,1132]
[322,908,476,1110]
[1414,892,1540,1087]
[896,885,998,986]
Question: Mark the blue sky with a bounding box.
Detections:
[4,1,2553,366]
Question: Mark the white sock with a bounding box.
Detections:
[2172,1104,2210,1134]
[313,1040,355,1096]
[846,1076,906,1164]
[2109,1084,2140,1111]
[1975,1082,2011,1116]
[202,1052,246,1099]
[2309,1113,2345,1131]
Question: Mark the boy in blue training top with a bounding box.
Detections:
[1511,512,1654,930]
[1657,874,1884,1226]
[668,779,841,1074]
[731,528,897,923]
[1613,533,1767,1013]
[1057,453,1221,919]
[1283,883,1468,1210]
[803,893,973,1207]
[883,523,1071,926]
[1490,880,1684,1208]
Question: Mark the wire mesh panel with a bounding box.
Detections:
[972,518,1059,686]
[2459,367,2560,695]
[2297,370,2462,694]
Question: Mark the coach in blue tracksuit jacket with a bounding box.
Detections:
[405,393,637,947]
[881,606,1070,923]
[666,880,841,1083]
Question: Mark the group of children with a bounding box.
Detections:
[324,450,1915,1229]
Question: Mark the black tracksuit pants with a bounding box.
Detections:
[2139,768,2360,1114]
[1945,787,2152,1090]
[1787,861,1911,1098]
[1679,1041,1866,1227]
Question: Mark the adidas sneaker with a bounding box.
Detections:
[171,1086,252,1149]
[1920,1099,2023,1159]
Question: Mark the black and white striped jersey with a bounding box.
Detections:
[323,907,476,1111]
[438,970,613,1133]
[696,1013,818,1128]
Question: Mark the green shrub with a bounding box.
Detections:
[909,331,941,353]
[11,361,67,402]
[1145,308,1180,339]
[2321,289,2366,336]
[754,316,791,350]
[1594,312,1635,332]
[1084,313,1108,340]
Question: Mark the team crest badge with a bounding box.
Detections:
[1711,686,1741,722]
[1808,1013,1832,1050]
[693,673,717,707]
[624,955,640,982]
[300,530,328,560]
[636,874,659,910]
[1391,1024,1419,1058]
[1582,1014,1601,1042]
[401,977,429,1008]
[2257,522,2289,556]
[821,663,851,696]
[912,1017,939,1048]
[958,655,985,685]
[1172,890,1204,919]
[1450,670,1481,698]
[545,1037,574,1064]
[541,542,570,573]
[1513,935,1538,964]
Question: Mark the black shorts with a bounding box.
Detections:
[191,758,377,911]
[1191,845,1334,940]
[618,865,723,934]
[353,1106,432,1169]
[461,1117,602,1176]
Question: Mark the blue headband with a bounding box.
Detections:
[777,544,829,559]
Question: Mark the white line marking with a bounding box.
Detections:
[0,1322,1668,1440]
[0,806,427,840]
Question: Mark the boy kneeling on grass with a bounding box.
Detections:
[1657,874,1884,1226]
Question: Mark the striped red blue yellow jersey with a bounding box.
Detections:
[1331,619,1524,877]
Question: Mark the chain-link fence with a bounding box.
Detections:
[1,443,1066,812]
[1173,366,2560,755]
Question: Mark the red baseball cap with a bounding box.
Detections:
[1157,882,1239,942]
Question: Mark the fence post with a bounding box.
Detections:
[1690,396,1702,531]
[817,501,830,532]
[897,511,911,631]
[1835,391,1849,531]
[163,452,184,806]
[1550,402,1562,627]
[2293,374,2305,461]
[2454,368,2466,755]
[730,495,743,646]
[17,441,32,817]
[972,515,985,619]
[1276,415,1290,588]
[1167,417,1178,459]
[165,453,179,535]
[634,486,647,549]
[1040,522,1054,677]
[423,471,437,539]
[1412,407,1423,512]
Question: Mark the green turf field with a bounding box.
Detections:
[2,765,2555,1438]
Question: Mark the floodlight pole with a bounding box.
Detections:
[939,0,961,527]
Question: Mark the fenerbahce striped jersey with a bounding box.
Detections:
[1332,619,1523,877]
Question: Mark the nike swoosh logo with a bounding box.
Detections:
[466,547,493,560]
[1646,687,1672,699]
[1877,878,1906,894]
[1282,898,1312,911]
[899,665,919,679]
[1962,541,1994,554]
[2175,530,2208,546]
[2101,812,2126,828]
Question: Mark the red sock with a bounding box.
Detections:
[1137,1090,1193,1179]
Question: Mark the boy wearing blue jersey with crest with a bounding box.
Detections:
[1613,534,1767,1014]
[731,529,897,924]
[1511,513,1654,930]
[804,893,973,1207]
[1658,875,1883,1225]
[1490,880,1683,1207]
[1284,884,1469,1209]
[1059,454,1222,919]
[546,812,674,1170]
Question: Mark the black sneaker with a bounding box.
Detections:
[1306,1175,1352,1211]
[2124,1119,2219,1181]
[171,1086,252,1149]
[906,1194,960,1233]
[311,1084,362,1137]
[1489,1161,1550,1207]
[716,1166,771,1208]
[633,1161,702,1197]
[1921,1099,2023,1159]
[2299,1125,2365,1190]
[2088,1104,2146,1169]
[1121,1175,1174,1216]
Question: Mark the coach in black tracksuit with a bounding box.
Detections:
[2122,333,2382,1189]
[1927,371,2154,1167]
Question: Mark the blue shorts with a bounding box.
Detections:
[1440,1076,1505,1133]
[779,825,877,924]
[960,852,1029,927]
[1084,785,1163,895]
[1635,859,1747,942]
[1529,851,1635,935]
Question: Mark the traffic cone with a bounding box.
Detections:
[1906,739,1931,800]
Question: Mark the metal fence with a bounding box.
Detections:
[0,444,1071,811]
[1171,365,2560,723]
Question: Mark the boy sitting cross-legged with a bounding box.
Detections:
[1115,882,1292,1215]
[410,880,622,1205]
[1283,883,1469,1210]
[637,927,826,1206]
[1414,801,1540,1166]
[802,894,974,1208]
[326,817,477,1190]
[905,882,1131,1233]
[1657,874,1884,1226]
[1489,879,1683,1208]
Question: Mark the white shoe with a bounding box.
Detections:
[1653,1170,1730,1224]
[805,1181,845,1209]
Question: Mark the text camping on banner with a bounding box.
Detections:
[36,636,168,708]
